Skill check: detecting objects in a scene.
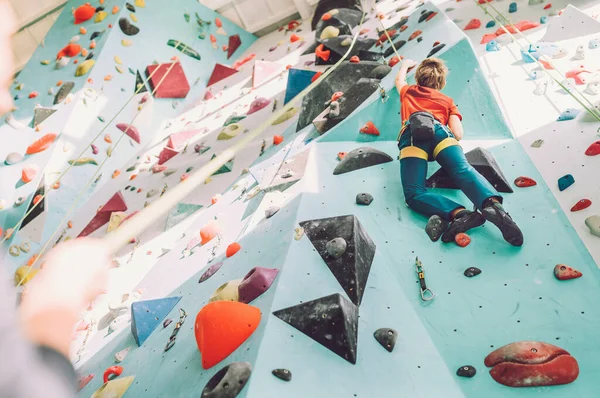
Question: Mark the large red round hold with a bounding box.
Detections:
[349,55,360,63]
[226,242,241,258]
[571,199,591,212]
[485,341,579,387]
[273,135,284,145]
[57,43,82,59]
[195,301,261,369]
[103,366,123,383]
[455,233,471,247]
[514,176,537,188]
[74,3,95,24]
[553,264,582,280]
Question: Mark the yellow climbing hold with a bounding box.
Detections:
[14,266,39,286]
[204,177,213,184]
[75,60,95,77]
[114,56,122,65]
[122,39,133,47]
[209,279,242,302]
[134,0,145,7]
[94,11,108,23]
[272,107,298,125]
[41,60,50,65]
[68,157,98,166]
[115,65,124,74]
[130,13,138,23]
[91,376,135,398]
[107,212,126,233]
[217,123,242,140]
[320,26,340,40]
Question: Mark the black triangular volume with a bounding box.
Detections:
[331,78,380,123]
[135,70,148,93]
[426,147,513,193]
[333,147,393,175]
[21,174,45,229]
[273,293,358,364]
[299,215,375,305]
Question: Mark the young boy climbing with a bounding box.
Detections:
[395,58,523,246]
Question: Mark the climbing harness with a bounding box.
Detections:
[415,257,435,301]
[164,308,187,352]
[475,0,600,124]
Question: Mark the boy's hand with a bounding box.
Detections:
[403,59,417,69]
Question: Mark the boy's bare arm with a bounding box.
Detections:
[395,59,417,93]
[448,115,464,140]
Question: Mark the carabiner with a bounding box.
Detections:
[415,257,435,301]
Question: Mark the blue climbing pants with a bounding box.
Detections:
[398,122,501,221]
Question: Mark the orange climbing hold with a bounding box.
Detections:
[33,195,43,205]
[321,13,332,21]
[194,301,261,369]
[464,19,481,30]
[111,5,119,14]
[337,152,347,160]
[81,48,89,57]
[210,34,216,43]
[129,174,137,181]
[409,30,422,41]
[331,92,344,102]
[273,135,284,145]
[21,165,38,183]
[400,25,408,32]
[53,181,61,189]
[112,170,121,179]
[349,55,360,63]
[200,220,221,245]
[28,92,38,99]
[455,233,471,247]
[315,44,330,62]
[103,366,123,383]
[104,74,113,81]
[89,40,96,49]
[73,3,95,24]
[359,121,380,136]
[290,33,301,43]
[311,71,322,83]
[56,43,81,59]
[67,221,73,229]
[426,11,438,21]
[104,134,112,143]
[226,242,241,258]
[215,17,223,28]
[79,27,87,35]
[389,56,401,67]
[26,133,57,154]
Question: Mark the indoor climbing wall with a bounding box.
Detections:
[3,0,600,396]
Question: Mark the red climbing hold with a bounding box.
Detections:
[349,55,360,63]
[290,34,301,43]
[215,17,223,28]
[322,13,332,21]
[78,192,128,237]
[207,64,239,87]
[273,135,284,145]
[74,3,95,24]
[409,30,422,41]
[544,3,552,9]
[400,25,408,32]
[21,164,38,183]
[157,146,178,165]
[464,19,481,30]
[26,133,57,154]
[514,176,537,188]
[232,53,255,70]
[584,141,600,156]
[455,233,471,247]
[28,92,38,99]
[481,33,498,44]
[146,62,190,98]
[426,12,438,21]
[316,44,331,62]
[226,242,241,258]
[554,264,582,280]
[103,366,123,383]
[200,220,221,245]
[389,56,401,67]
[571,199,592,212]
[194,301,261,369]
[331,92,344,102]
[378,30,396,43]
[337,152,346,160]
[478,0,492,3]
[56,43,82,59]
[495,20,540,37]
[311,71,322,83]
[227,34,242,59]
[359,121,380,136]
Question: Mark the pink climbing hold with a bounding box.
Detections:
[77,374,94,391]
[78,192,128,237]
[157,146,179,165]
[247,97,271,115]
[116,123,141,144]
[145,62,190,98]
[464,19,481,30]
[554,264,582,280]
[238,267,279,304]
[152,164,168,173]
[585,141,600,156]
[200,220,221,245]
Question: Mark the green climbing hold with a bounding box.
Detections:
[211,154,234,175]
[223,115,246,126]
[217,123,242,140]
[167,40,201,60]
[98,116,105,123]
[184,13,190,22]
[75,60,95,77]
[272,107,298,125]
[198,32,206,40]
[68,157,98,166]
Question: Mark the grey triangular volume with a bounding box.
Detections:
[32,107,57,128]
[273,293,358,364]
[426,147,513,193]
[333,147,393,175]
[299,215,375,306]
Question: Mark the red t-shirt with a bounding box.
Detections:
[400,85,462,126]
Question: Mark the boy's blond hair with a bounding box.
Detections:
[415,58,447,90]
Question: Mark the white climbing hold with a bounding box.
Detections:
[5,115,26,129]
[114,347,132,363]
[572,45,585,60]
[534,79,548,95]
[55,57,70,69]
[585,215,600,237]
[585,80,600,95]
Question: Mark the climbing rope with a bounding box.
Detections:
[1,37,193,247]
[103,0,374,253]
[476,0,600,122]
[377,17,403,61]
[13,28,204,286]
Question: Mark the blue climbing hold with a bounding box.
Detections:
[540,16,548,24]
[509,2,517,13]
[284,69,318,105]
[486,20,496,28]
[521,45,540,63]
[557,109,580,121]
[486,40,499,52]
[527,71,539,80]
[131,296,182,346]
[589,38,600,49]
[558,174,575,191]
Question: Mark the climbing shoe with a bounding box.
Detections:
[441,210,486,243]
[482,202,524,246]
[425,215,449,242]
